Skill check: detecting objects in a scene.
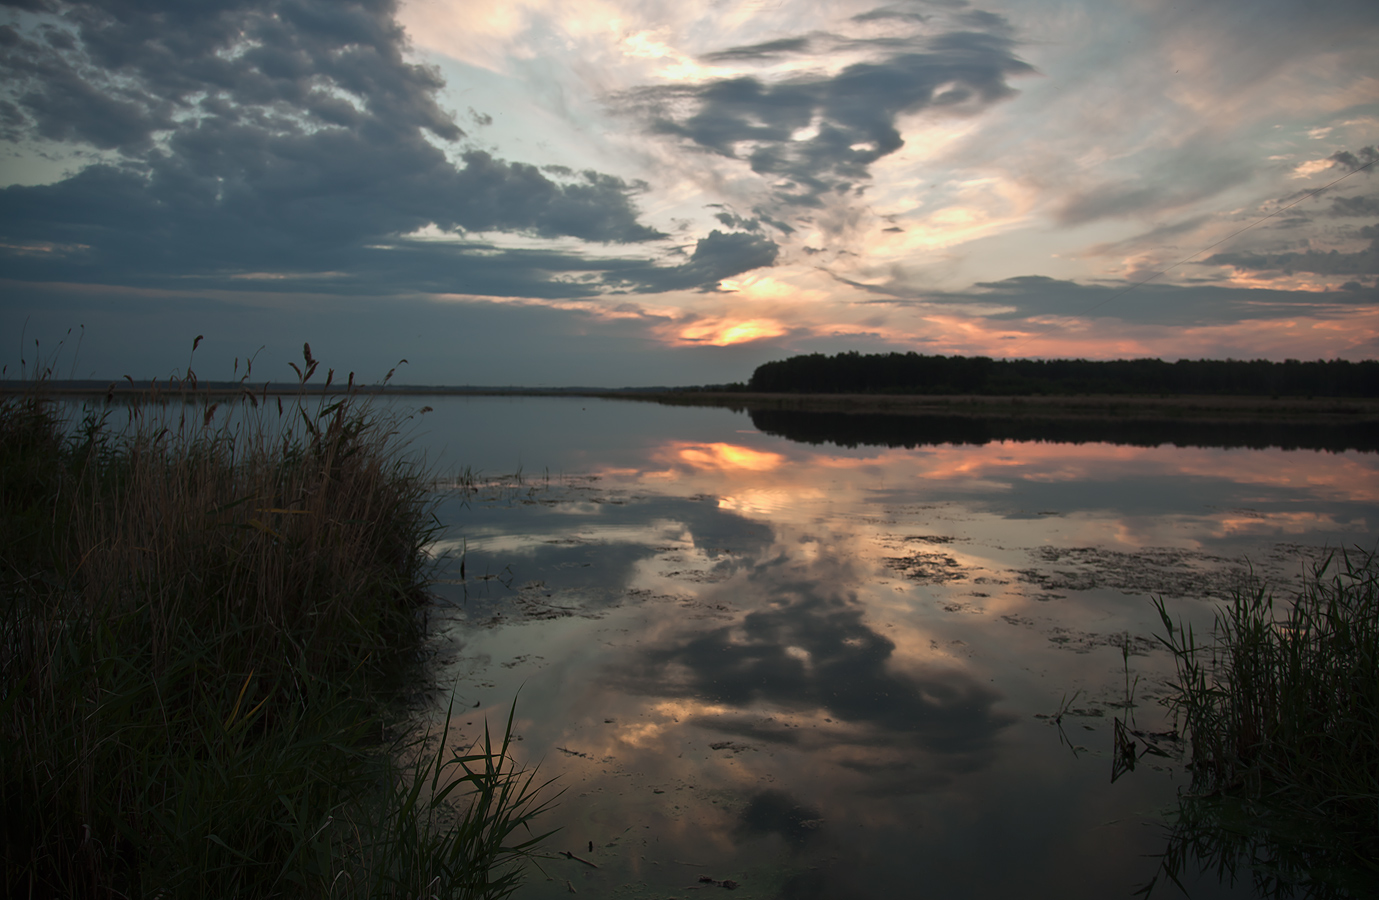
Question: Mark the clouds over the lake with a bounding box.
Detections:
[2,0,1378,383]
[620,21,1032,216]
[0,0,771,298]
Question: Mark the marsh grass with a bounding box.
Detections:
[1144,550,1379,896]
[1,344,552,898]
[352,702,557,899]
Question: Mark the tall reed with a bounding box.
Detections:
[1146,550,1379,895]
[1,347,551,898]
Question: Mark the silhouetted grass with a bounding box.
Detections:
[1,345,552,898]
[1144,550,1379,896]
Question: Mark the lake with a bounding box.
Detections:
[406,395,1375,899]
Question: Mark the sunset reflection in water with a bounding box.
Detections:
[420,399,1375,900]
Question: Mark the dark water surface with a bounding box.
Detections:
[412,397,1377,900]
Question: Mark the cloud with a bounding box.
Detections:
[1079,215,1212,259]
[1329,145,1379,174]
[1205,226,1379,276]
[612,229,780,293]
[0,0,462,150]
[709,205,762,232]
[854,273,1379,326]
[0,0,790,298]
[850,7,929,25]
[446,151,663,242]
[699,37,813,63]
[1054,144,1251,226]
[0,154,672,290]
[1330,195,1379,217]
[618,12,1033,218]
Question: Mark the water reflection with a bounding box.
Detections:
[671,441,787,473]
[1141,793,1374,899]
[615,551,1013,788]
[750,408,1379,453]
[415,397,1375,899]
[738,790,825,847]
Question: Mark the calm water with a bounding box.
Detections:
[408,396,1376,900]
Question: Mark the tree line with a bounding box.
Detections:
[745,352,1379,397]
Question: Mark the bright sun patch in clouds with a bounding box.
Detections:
[673,318,789,346]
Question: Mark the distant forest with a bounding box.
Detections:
[746,352,1379,397]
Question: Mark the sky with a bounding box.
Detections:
[1,0,1377,387]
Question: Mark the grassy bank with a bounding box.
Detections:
[1148,550,1379,896]
[1,358,550,898]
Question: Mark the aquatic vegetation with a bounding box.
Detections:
[354,701,557,899]
[1,346,551,898]
[1145,550,1379,896]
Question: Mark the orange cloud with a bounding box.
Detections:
[672,317,788,346]
[900,310,1379,362]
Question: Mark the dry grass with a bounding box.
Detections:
[1,345,552,898]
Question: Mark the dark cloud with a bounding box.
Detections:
[1206,227,1379,276]
[1,0,461,150]
[0,0,780,297]
[754,208,797,235]
[0,160,775,296]
[1271,215,1312,229]
[450,152,661,242]
[851,7,930,25]
[0,148,667,286]
[610,229,780,293]
[852,273,1379,325]
[706,202,796,234]
[711,207,762,231]
[975,274,1071,292]
[620,14,1031,215]
[1330,195,1379,217]
[700,37,812,63]
[1329,145,1378,174]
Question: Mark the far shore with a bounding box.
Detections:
[610,390,1379,424]
[6,381,1379,423]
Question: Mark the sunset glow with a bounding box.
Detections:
[667,442,787,474]
[0,0,1375,384]
[674,318,790,347]
[611,438,1379,521]
[409,396,1377,899]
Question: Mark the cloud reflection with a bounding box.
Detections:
[613,552,1013,788]
[666,440,788,473]
[615,431,1379,512]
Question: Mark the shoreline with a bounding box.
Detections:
[7,382,1379,423]
[608,391,1379,424]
